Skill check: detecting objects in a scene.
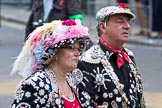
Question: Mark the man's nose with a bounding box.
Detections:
[124,21,130,29]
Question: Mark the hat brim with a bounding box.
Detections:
[110,12,136,20]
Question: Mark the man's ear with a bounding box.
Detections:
[99,22,107,34]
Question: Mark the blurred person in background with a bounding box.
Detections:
[11,20,89,108]
[28,0,33,10]
[151,0,162,38]
[134,0,149,36]
[25,0,84,41]
[75,3,146,108]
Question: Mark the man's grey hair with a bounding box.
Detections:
[96,16,109,37]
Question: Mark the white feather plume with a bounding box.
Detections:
[10,41,35,78]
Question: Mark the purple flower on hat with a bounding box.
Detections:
[62,19,76,26]
[42,36,55,50]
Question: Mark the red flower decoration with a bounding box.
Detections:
[62,19,76,26]
[118,2,126,9]
[59,0,64,6]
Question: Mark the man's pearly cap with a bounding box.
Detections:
[96,3,136,22]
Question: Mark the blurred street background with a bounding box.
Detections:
[0,0,162,108]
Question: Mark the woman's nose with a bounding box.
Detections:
[74,48,81,56]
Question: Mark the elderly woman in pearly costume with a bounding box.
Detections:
[11,20,89,108]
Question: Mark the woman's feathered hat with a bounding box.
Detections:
[11,20,89,78]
